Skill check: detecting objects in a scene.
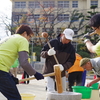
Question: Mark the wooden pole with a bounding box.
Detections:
[19,72,55,83]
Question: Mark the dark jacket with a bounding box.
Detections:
[41,34,76,78]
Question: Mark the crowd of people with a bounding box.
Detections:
[0,13,100,100]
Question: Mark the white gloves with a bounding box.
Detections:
[58,64,64,71]
[47,47,56,56]
[54,64,64,71]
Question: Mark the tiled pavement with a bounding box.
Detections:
[0,74,100,100]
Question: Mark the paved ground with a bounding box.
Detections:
[0,74,47,100]
[0,74,100,100]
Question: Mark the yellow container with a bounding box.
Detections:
[21,93,36,100]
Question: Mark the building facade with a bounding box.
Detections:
[10,0,100,42]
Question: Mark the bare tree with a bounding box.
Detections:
[1,2,89,44]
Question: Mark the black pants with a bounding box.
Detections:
[23,71,29,84]
[68,71,83,91]
[0,70,21,100]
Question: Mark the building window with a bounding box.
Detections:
[48,15,54,21]
[91,1,98,7]
[43,1,55,8]
[28,1,40,8]
[57,14,69,22]
[28,15,40,21]
[72,1,78,8]
[43,14,54,22]
[58,1,69,8]
[28,15,33,21]
[15,2,26,8]
[34,15,40,21]
[42,28,50,32]
[28,14,40,21]
[71,16,79,22]
[57,28,62,34]
[13,15,22,21]
[32,28,39,33]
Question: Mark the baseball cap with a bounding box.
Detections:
[63,28,74,41]
[80,58,90,67]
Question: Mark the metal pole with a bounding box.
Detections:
[31,38,33,65]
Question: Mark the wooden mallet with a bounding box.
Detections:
[81,31,97,41]
[41,32,59,64]
[41,32,63,93]
[19,65,63,93]
[89,32,97,36]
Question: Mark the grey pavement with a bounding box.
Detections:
[0,74,100,100]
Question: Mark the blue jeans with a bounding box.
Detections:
[82,70,86,86]
[0,70,21,100]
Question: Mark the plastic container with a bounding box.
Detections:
[21,93,35,100]
[91,83,99,90]
[72,86,92,99]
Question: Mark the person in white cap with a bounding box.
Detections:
[41,28,76,94]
